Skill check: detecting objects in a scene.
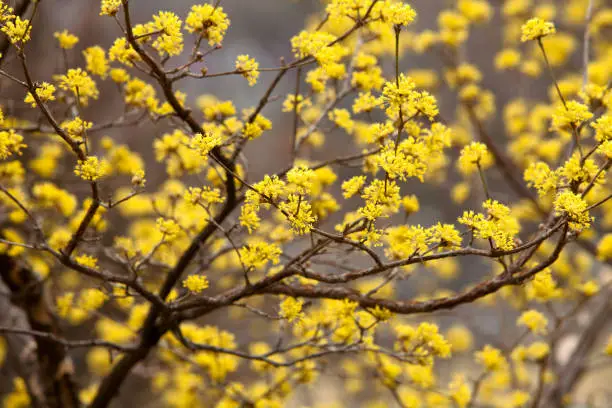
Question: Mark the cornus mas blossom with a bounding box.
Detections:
[520,17,556,42]
[0,0,611,407]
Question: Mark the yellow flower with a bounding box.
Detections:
[54,30,79,49]
[235,54,259,86]
[458,200,520,251]
[524,162,558,196]
[394,322,452,361]
[553,190,592,231]
[526,270,562,301]
[352,92,383,113]
[508,390,531,407]
[449,374,471,408]
[413,30,439,53]
[577,281,599,297]
[282,94,311,113]
[74,254,98,269]
[96,318,134,343]
[182,275,209,293]
[279,194,317,234]
[83,46,109,78]
[520,17,556,42]
[328,108,354,134]
[185,4,230,46]
[382,74,416,108]
[32,182,77,217]
[0,130,26,159]
[156,217,180,240]
[407,364,435,389]
[241,113,272,139]
[57,68,99,105]
[149,11,184,56]
[291,31,347,76]
[384,2,417,26]
[592,115,612,142]
[551,100,593,129]
[287,165,315,195]
[451,182,470,204]
[254,174,286,201]
[74,156,110,181]
[184,186,223,207]
[110,68,130,83]
[457,142,493,176]
[240,203,261,234]
[24,82,56,107]
[341,176,366,199]
[109,38,140,66]
[430,223,462,249]
[494,48,521,70]
[131,169,146,187]
[458,0,491,23]
[0,3,14,24]
[597,234,612,261]
[239,240,282,269]
[598,141,612,159]
[100,0,121,16]
[475,345,507,371]
[605,335,612,355]
[525,341,550,360]
[56,292,74,317]
[438,10,469,47]
[401,194,420,214]
[78,288,107,311]
[279,297,304,323]
[87,347,113,376]
[190,131,223,156]
[1,16,31,44]
[517,310,548,335]
[61,117,92,141]
[446,325,473,353]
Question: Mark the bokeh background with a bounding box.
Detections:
[1,0,607,406]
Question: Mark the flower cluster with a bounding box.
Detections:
[57,68,99,105]
[553,190,593,231]
[182,275,209,293]
[459,200,520,250]
[0,1,610,407]
[74,156,110,181]
[235,54,259,86]
[520,17,556,42]
[185,4,230,45]
[0,130,26,159]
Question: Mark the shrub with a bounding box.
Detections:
[0,0,611,407]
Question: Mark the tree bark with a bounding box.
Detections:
[0,255,80,408]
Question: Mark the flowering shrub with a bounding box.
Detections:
[0,0,612,407]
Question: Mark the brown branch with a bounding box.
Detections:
[90,2,383,404]
[0,255,80,408]
[543,297,611,406]
[17,53,85,159]
[0,327,136,352]
[229,220,567,319]
[0,280,47,407]
[90,1,239,404]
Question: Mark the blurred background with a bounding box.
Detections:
[1,0,606,406]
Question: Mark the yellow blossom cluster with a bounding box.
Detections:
[459,199,520,250]
[182,274,209,293]
[0,0,611,407]
[74,156,110,181]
